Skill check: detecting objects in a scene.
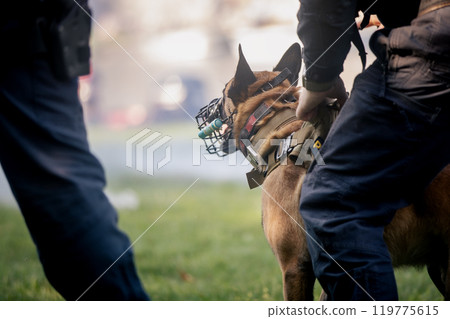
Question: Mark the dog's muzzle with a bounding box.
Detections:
[195,97,235,156]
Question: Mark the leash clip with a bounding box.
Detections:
[244,142,265,169]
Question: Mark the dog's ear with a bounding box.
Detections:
[273,43,302,85]
[228,44,257,105]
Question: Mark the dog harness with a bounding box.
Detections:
[196,67,340,189]
[238,87,340,189]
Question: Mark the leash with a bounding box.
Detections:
[351,25,367,71]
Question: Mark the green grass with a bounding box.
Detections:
[0,177,443,300]
[0,207,64,301]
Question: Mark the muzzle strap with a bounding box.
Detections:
[255,68,292,94]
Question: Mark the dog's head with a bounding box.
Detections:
[196,43,302,156]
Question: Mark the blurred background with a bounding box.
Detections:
[0,0,376,206]
[3,0,437,301]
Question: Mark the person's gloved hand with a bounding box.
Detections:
[296,77,348,121]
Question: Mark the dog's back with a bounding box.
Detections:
[385,166,450,267]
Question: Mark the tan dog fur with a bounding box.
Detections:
[218,44,450,300]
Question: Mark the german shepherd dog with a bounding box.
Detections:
[196,43,450,300]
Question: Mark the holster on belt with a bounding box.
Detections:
[47,1,92,80]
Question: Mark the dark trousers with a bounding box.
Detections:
[0,57,149,300]
[299,8,450,301]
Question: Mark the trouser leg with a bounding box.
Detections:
[299,62,450,300]
[0,57,149,300]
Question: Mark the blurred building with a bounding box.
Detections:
[82,0,300,126]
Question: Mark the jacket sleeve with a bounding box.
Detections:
[297,0,358,87]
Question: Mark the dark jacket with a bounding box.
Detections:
[297,0,421,84]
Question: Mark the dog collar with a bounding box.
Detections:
[239,102,273,159]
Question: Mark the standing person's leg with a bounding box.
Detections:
[299,61,450,300]
[0,56,149,300]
